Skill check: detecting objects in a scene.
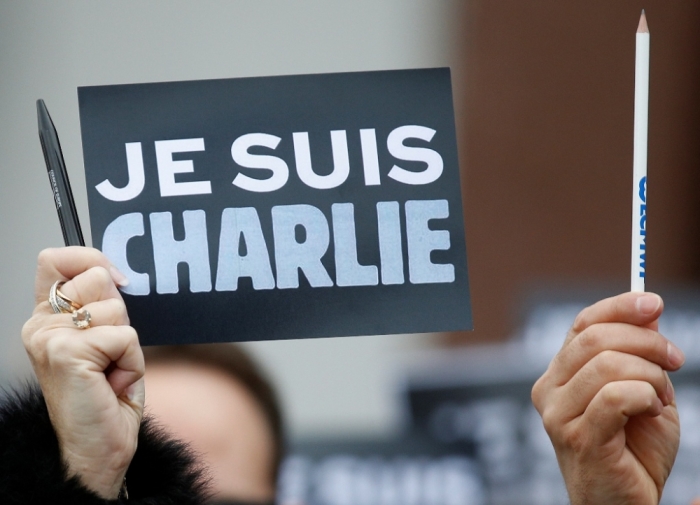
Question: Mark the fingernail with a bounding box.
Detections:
[636,294,661,315]
[668,341,686,368]
[666,380,675,404]
[110,266,130,287]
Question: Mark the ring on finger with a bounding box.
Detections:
[56,284,81,311]
[72,308,92,329]
[49,281,90,329]
[49,281,82,314]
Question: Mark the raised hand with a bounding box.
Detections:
[531,292,684,505]
[22,247,143,499]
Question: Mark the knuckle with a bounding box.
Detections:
[531,379,545,411]
[531,372,555,412]
[540,407,559,436]
[115,299,130,323]
[89,265,113,286]
[643,391,656,410]
[577,326,603,353]
[599,383,624,409]
[36,248,57,269]
[22,329,40,357]
[592,349,619,377]
[572,303,595,333]
[22,321,52,361]
[560,423,588,454]
[21,317,39,347]
[121,325,140,345]
[571,311,587,333]
[135,356,146,377]
[105,297,127,317]
[101,302,130,327]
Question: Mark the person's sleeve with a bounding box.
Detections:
[0,384,210,505]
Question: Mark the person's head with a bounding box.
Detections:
[142,344,283,504]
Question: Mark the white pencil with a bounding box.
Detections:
[631,10,649,292]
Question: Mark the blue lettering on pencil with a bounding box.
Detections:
[638,176,647,278]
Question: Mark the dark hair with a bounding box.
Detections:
[142,344,284,487]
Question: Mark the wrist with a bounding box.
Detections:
[61,447,130,499]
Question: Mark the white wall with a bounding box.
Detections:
[0,0,464,438]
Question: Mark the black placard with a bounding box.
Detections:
[79,68,472,345]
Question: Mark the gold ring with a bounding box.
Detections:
[72,308,91,329]
[49,281,82,314]
[56,285,81,311]
[49,281,69,314]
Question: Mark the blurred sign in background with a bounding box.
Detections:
[2,2,699,504]
[277,289,700,505]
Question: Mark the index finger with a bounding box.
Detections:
[545,322,683,388]
[35,247,128,306]
[563,292,664,347]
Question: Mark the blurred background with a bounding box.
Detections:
[2,1,700,504]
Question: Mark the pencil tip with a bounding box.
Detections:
[638,9,649,33]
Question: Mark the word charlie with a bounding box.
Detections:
[98,125,456,296]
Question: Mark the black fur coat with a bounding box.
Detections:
[0,385,210,504]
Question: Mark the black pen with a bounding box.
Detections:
[37,99,85,247]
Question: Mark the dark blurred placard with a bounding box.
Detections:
[278,436,483,505]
